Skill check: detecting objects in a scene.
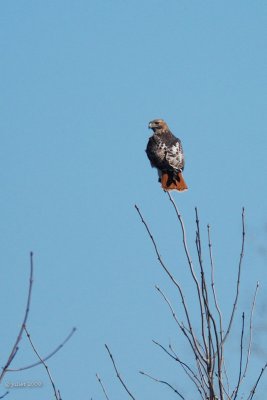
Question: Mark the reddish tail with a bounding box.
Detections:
[161,171,188,192]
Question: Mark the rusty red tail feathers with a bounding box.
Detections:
[161,171,188,192]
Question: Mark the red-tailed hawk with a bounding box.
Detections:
[146,119,188,191]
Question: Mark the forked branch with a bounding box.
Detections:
[24,326,60,400]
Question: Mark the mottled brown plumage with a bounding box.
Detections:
[146,119,188,191]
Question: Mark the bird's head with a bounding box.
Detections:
[148,119,169,134]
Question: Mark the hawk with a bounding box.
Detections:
[146,119,188,191]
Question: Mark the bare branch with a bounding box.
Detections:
[7,327,76,371]
[223,208,245,345]
[105,344,135,400]
[24,326,60,400]
[96,373,110,400]
[0,392,9,399]
[0,252,34,383]
[139,370,185,399]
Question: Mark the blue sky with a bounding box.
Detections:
[0,1,266,399]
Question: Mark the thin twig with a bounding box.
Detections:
[139,370,185,399]
[223,208,245,345]
[154,285,182,330]
[195,208,209,361]
[0,392,9,399]
[7,327,76,371]
[105,344,135,400]
[247,362,267,400]
[0,252,34,383]
[207,224,224,344]
[96,373,110,400]
[232,312,245,400]
[242,283,259,381]
[222,361,230,397]
[24,326,60,400]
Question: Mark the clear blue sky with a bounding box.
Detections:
[0,1,266,399]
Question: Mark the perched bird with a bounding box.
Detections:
[146,119,188,191]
